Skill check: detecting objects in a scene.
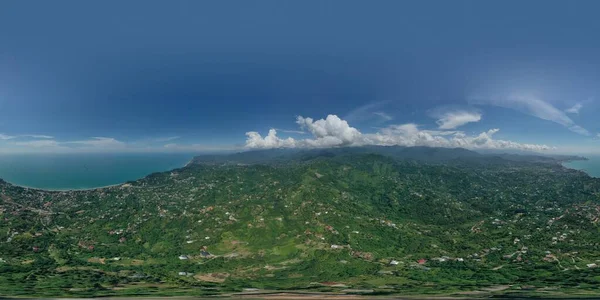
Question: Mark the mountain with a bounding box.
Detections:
[191,146,587,167]
[1,147,599,298]
[191,146,483,165]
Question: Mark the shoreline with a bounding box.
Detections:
[10,181,126,192]
[0,157,195,193]
[561,156,599,178]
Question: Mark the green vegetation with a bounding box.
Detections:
[1,147,599,298]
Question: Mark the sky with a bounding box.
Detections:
[1,1,600,154]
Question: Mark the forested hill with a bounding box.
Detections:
[0,147,599,298]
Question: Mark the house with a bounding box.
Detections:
[200,250,212,257]
[129,273,146,279]
[417,259,427,265]
[331,244,341,249]
[178,271,191,276]
[433,256,450,262]
[389,260,399,265]
[587,263,597,268]
[178,255,189,260]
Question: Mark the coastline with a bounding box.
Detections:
[561,156,599,178]
[9,181,126,192]
[0,154,195,192]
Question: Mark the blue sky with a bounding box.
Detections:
[1,1,599,154]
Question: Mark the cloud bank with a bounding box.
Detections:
[245,114,550,151]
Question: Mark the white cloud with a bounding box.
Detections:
[568,125,589,136]
[154,136,180,142]
[66,137,126,148]
[0,133,53,140]
[470,93,589,135]
[245,129,297,149]
[245,114,551,151]
[296,115,362,147]
[435,110,482,129]
[344,102,383,121]
[565,103,583,114]
[373,112,393,121]
[344,102,393,124]
[0,132,240,154]
[13,140,61,148]
[23,134,53,139]
[0,133,235,153]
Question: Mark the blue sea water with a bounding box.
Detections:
[563,155,600,178]
[0,153,194,190]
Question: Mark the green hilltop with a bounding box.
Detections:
[0,147,599,298]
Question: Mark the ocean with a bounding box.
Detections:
[563,155,600,178]
[0,153,194,190]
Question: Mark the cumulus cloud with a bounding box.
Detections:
[245,129,297,149]
[565,103,583,114]
[435,110,482,129]
[296,115,362,147]
[245,114,551,151]
[470,93,590,136]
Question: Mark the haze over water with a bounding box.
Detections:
[0,153,193,190]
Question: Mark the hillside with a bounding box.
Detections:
[1,147,600,298]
